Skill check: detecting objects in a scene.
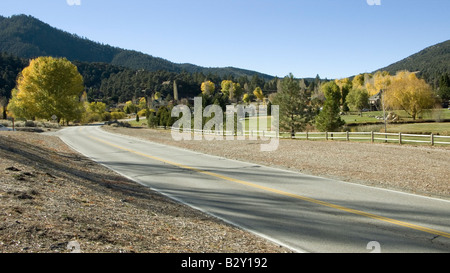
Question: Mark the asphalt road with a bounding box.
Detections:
[54,125,450,253]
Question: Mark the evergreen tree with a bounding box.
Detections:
[315,81,345,132]
[438,73,450,103]
[272,73,315,138]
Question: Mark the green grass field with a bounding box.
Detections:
[244,109,450,136]
[343,108,450,124]
[243,116,272,131]
[386,123,450,135]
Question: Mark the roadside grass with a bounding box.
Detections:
[128,119,147,127]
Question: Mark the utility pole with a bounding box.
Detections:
[381,89,387,142]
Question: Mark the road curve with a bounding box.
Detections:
[53,125,450,253]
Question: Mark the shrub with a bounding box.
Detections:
[110,111,126,120]
[25,120,36,127]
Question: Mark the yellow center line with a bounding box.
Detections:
[88,135,450,239]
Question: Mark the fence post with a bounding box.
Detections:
[306,131,309,141]
[431,133,434,146]
[326,132,328,141]
[346,131,349,141]
[371,131,374,144]
[399,132,402,145]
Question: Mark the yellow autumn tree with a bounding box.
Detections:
[384,71,436,120]
[153,92,161,101]
[365,71,391,96]
[220,80,242,101]
[201,81,215,96]
[123,100,136,114]
[242,93,250,104]
[351,74,366,90]
[82,101,108,123]
[221,80,234,94]
[253,87,265,102]
[138,97,147,109]
[8,57,84,124]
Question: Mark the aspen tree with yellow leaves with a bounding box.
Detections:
[351,74,366,90]
[201,81,215,96]
[7,57,84,124]
[384,71,436,120]
[220,80,243,101]
[253,87,265,102]
[365,71,391,96]
[242,93,250,104]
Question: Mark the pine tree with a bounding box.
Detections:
[315,81,345,132]
[272,73,315,138]
[439,73,450,102]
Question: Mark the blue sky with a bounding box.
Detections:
[1,0,449,79]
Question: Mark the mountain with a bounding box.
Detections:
[0,14,274,81]
[377,39,450,86]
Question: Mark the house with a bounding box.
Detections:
[369,91,382,111]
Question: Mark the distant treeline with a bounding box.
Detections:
[0,52,287,105]
[0,52,28,100]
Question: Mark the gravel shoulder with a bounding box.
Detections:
[102,126,450,200]
[0,131,291,253]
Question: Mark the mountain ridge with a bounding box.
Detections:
[1,14,449,87]
[375,39,450,85]
[0,14,274,80]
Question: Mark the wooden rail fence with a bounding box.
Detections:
[168,127,450,146]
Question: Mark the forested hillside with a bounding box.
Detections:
[0,15,119,64]
[0,53,28,99]
[0,52,276,105]
[1,14,449,108]
[378,39,450,87]
[0,15,273,81]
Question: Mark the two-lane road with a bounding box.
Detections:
[54,126,450,253]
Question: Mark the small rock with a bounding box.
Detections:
[50,242,67,251]
[17,193,34,200]
[13,174,26,181]
[22,172,35,177]
[45,172,56,178]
